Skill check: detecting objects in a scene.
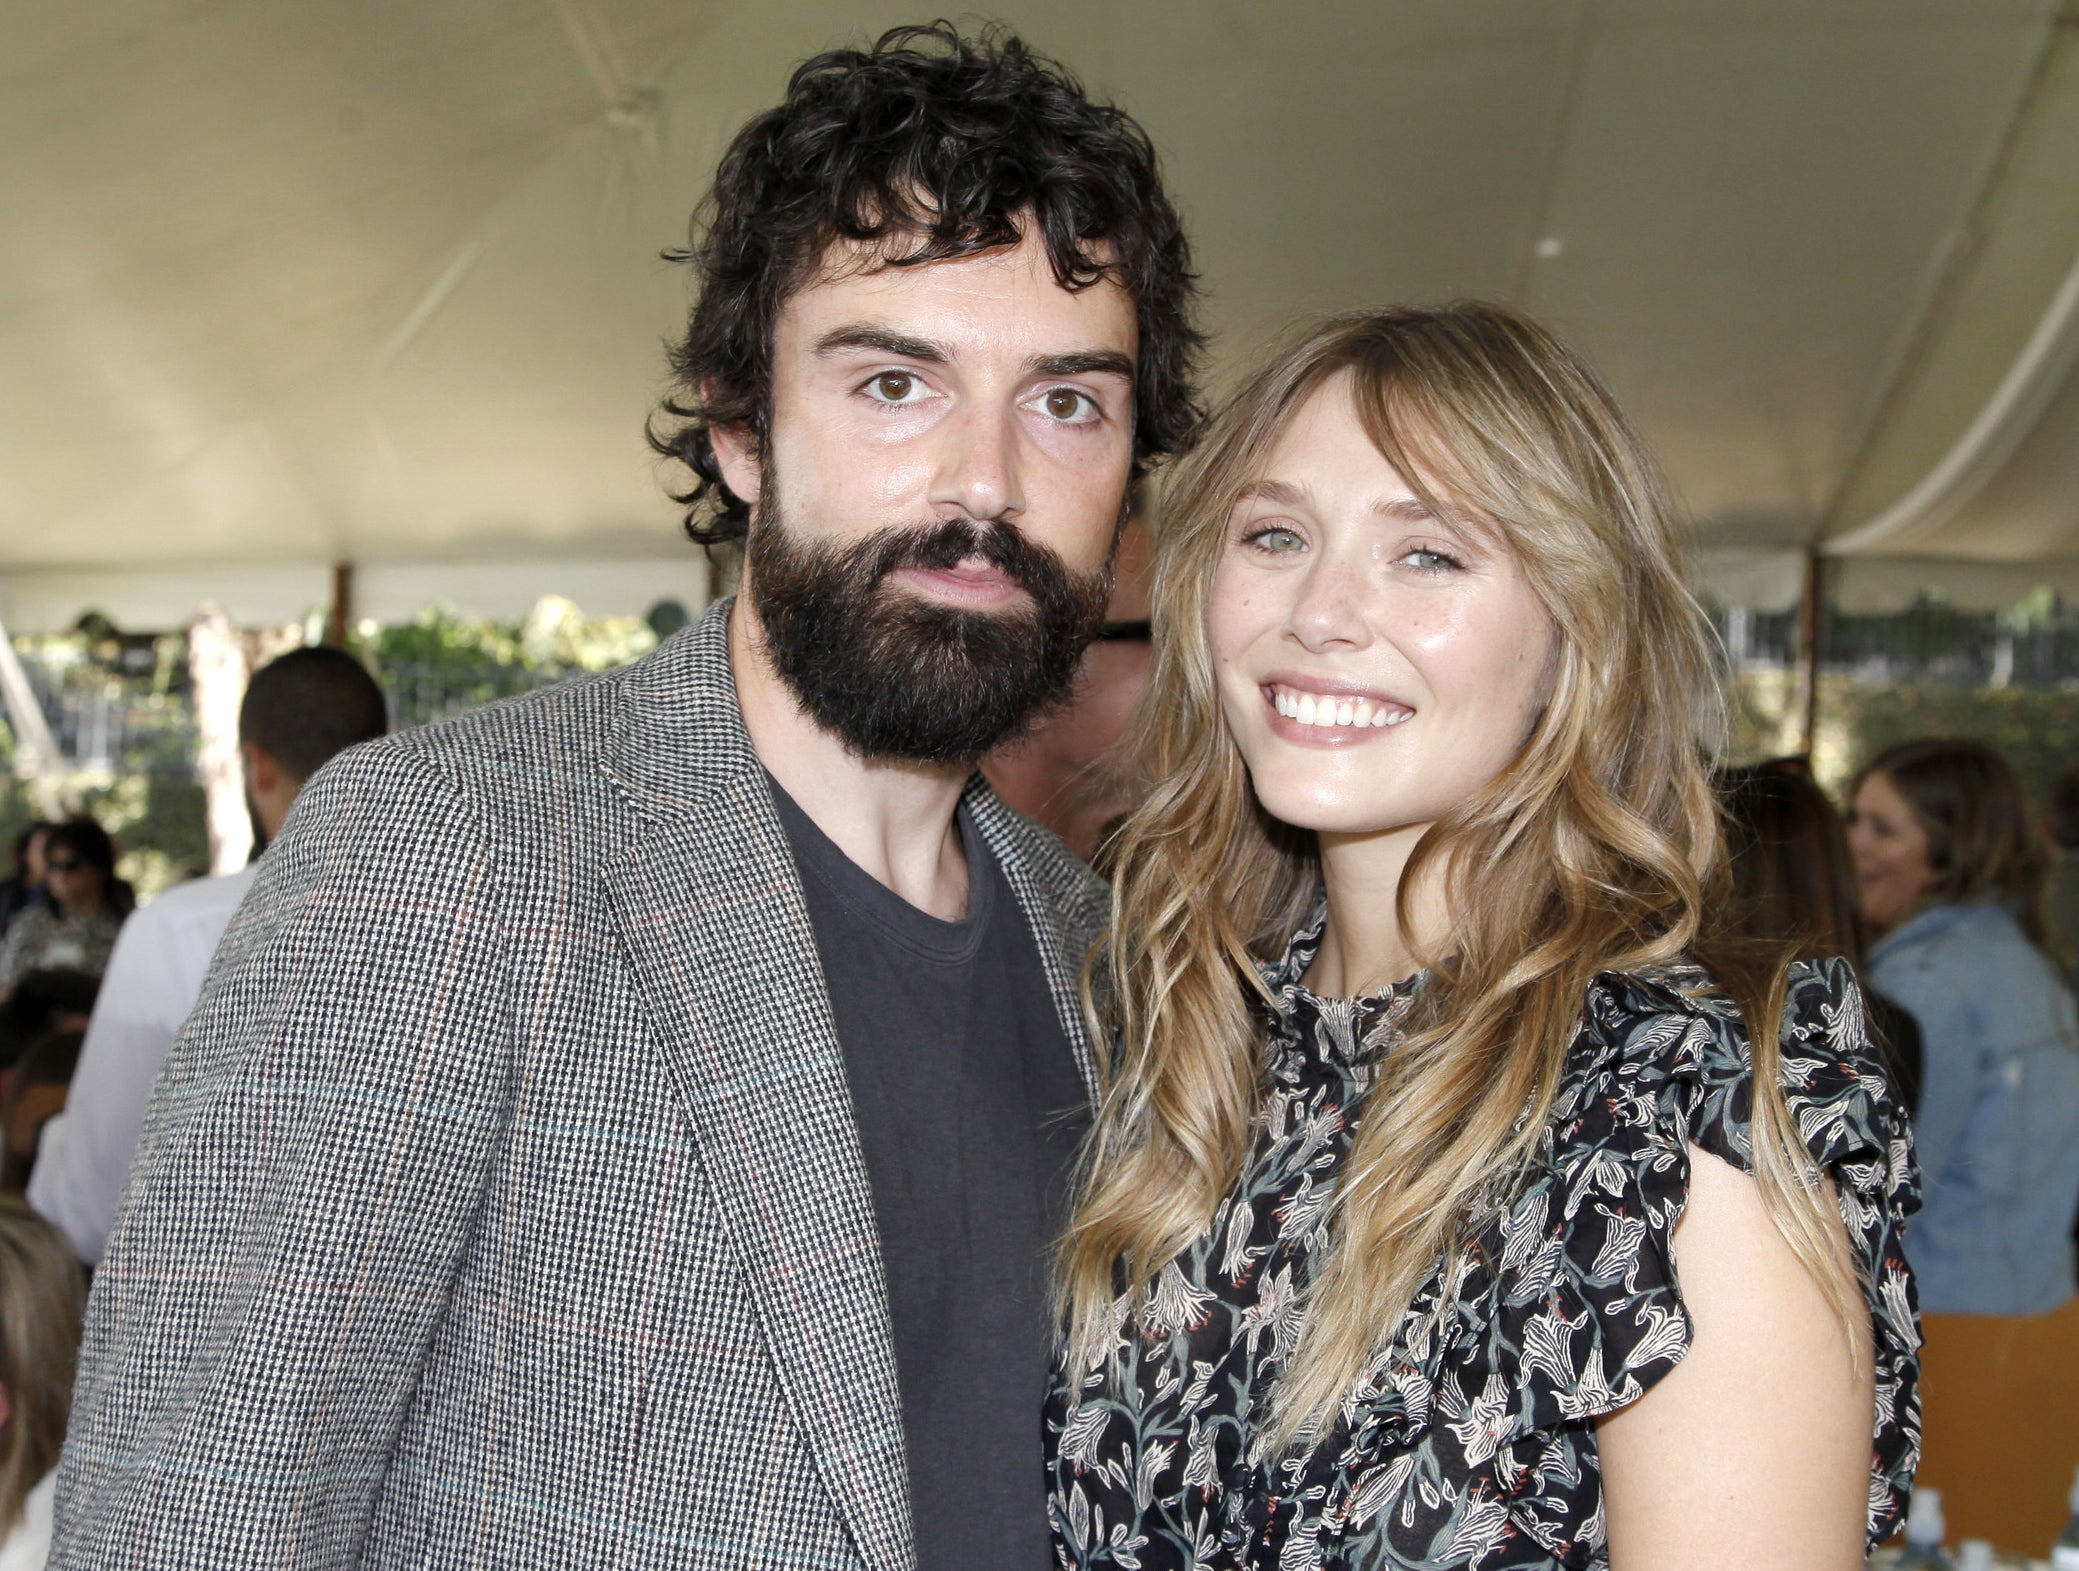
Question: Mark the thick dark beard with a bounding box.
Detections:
[745,488,1115,764]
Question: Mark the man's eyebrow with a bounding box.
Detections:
[811,326,949,362]
[1027,350,1136,381]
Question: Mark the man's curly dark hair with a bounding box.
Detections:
[648,21,1203,548]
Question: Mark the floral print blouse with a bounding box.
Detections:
[1047,916,1921,1570]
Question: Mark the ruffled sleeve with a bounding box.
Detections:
[1319,958,1922,1565]
[1477,957,1920,1557]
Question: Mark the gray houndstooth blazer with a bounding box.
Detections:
[53,597,1109,1570]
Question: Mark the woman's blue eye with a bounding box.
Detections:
[1244,525,1304,553]
[1401,547,1462,572]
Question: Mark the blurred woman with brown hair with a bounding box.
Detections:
[1717,761,1922,1115]
[1048,305,1919,1570]
[1848,738,2079,1315]
[0,1196,87,1568]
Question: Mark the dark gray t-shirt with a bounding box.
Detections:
[769,777,1089,1571]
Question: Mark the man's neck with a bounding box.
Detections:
[728,598,974,921]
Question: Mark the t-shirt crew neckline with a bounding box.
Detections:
[764,771,994,967]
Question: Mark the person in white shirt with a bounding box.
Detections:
[27,648,386,1265]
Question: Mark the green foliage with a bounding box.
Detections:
[4,597,660,904]
[1,630,205,899]
[356,597,656,675]
[1726,669,2079,813]
[1818,676,2079,808]
[1726,668,1803,767]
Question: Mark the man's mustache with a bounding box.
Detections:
[865,518,1068,597]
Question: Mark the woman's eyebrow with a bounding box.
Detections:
[1235,478,1308,507]
[1374,497,1439,522]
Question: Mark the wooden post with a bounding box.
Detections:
[327,562,354,648]
[1797,549,1826,759]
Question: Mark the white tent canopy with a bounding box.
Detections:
[5,0,2078,629]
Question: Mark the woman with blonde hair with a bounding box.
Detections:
[0,1196,86,1569]
[1048,305,1919,1569]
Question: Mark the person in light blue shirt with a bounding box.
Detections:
[1849,738,2079,1315]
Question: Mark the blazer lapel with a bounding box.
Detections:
[964,779,1106,1104]
[600,603,912,1571]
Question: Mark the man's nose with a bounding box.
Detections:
[931,406,1025,524]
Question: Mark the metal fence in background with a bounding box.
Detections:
[10,647,198,778]
[1712,597,2079,689]
[378,661,585,732]
[3,650,596,777]
[14,598,2079,790]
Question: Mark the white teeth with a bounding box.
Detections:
[1271,685,1411,730]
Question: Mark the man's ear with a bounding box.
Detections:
[240,740,278,798]
[704,382,762,507]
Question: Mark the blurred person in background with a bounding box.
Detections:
[2045,761,2079,984]
[0,828,52,932]
[982,519,1155,864]
[1717,760,1922,1115]
[1848,738,2079,1315]
[1,1031,84,1194]
[0,976,99,1193]
[28,647,386,1266]
[0,1196,87,1570]
[0,974,98,1073]
[0,825,127,1001]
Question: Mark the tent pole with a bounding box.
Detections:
[327,562,354,648]
[1797,549,1826,758]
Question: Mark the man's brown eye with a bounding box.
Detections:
[1046,389,1085,419]
[876,372,913,400]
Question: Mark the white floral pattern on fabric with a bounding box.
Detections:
[1047,910,1921,1570]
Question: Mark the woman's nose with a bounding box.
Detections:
[1284,561,1372,652]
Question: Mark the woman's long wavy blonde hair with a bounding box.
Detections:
[1059,303,1863,1444]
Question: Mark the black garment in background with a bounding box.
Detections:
[1864,986,1923,1123]
[770,776,1088,1571]
[0,878,41,931]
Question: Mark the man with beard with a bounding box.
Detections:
[52,23,1199,1571]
